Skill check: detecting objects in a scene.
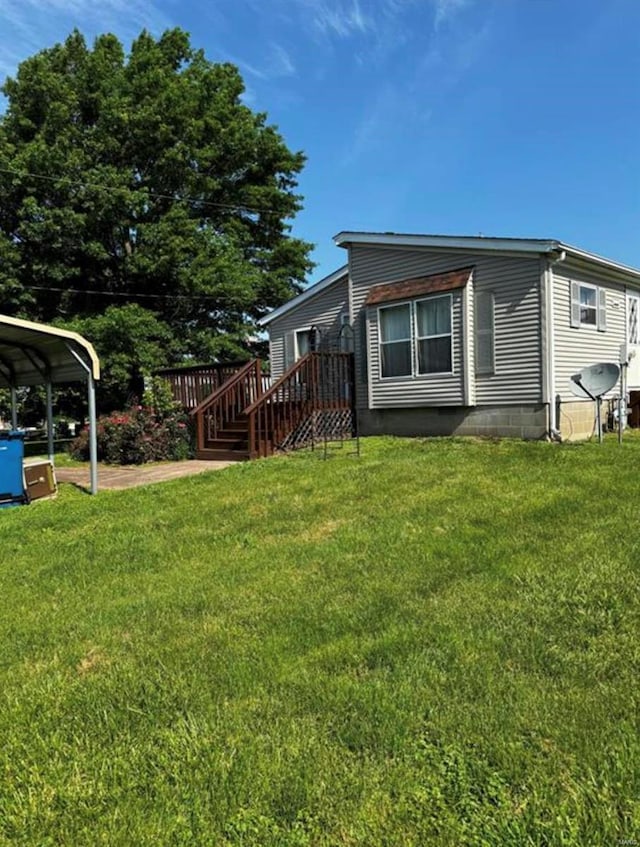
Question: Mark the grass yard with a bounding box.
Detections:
[0,436,639,846]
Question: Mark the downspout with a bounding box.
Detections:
[546,249,566,440]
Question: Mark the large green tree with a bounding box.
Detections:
[0,28,312,394]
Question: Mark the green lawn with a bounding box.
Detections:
[1,436,639,846]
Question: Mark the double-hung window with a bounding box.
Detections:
[379,304,412,377]
[415,296,452,374]
[579,284,597,326]
[378,295,452,378]
[570,281,606,331]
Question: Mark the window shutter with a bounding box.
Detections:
[284,331,295,370]
[597,287,607,332]
[570,281,581,328]
[475,291,495,374]
[359,311,368,384]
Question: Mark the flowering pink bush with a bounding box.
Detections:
[70,394,193,465]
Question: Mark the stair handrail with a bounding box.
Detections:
[242,353,313,417]
[189,359,258,418]
[191,358,263,454]
[245,351,354,459]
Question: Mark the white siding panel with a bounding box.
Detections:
[268,277,349,379]
[350,245,542,409]
[553,263,625,401]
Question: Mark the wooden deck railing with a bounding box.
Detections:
[190,359,267,451]
[244,352,354,459]
[155,361,247,411]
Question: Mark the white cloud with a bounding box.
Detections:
[293,0,373,39]
[270,43,296,77]
[0,0,172,82]
[433,0,469,30]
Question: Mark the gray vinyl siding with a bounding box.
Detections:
[474,257,542,404]
[350,245,542,410]
[268,276,348,380]
[553,262,626,402]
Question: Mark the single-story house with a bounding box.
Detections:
[259,232,640,441]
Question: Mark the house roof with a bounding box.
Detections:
[334,231,640,283]
[0,314,100,388]
[259,233,640,329]
[365,267,473,306]
[257,265,348,327]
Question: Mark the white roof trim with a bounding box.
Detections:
[333,231,640,282]
[560,243,640,281]
[258,265,348,326]
[334,231,559,254]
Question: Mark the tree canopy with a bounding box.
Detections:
[0,28,312,407]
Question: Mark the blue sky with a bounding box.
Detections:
[1,0,639,283]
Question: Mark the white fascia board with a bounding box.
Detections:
[333,231,560,255]
[559,242,640,283]
[257,265,348,327]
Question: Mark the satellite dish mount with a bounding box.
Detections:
[569,363,620,443]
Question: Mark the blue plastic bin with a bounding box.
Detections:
[0,430,27,508]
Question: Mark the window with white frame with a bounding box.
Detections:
[579,283,597,326]
[378,295,452,378]
[379,303,412,377]
[295,328,313,358]
[570,281,606,331]
[284,327,316,368]
[415,296,452,374]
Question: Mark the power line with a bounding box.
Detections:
[22,284,232,302]
[0,166,286,216]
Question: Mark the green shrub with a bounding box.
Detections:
[69,389,193,465]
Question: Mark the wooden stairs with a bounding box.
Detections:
[196,414,250,461]
[164,353,355,461]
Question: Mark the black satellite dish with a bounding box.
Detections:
[569,362,620,442]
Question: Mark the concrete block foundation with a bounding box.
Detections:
[358,404,548,440]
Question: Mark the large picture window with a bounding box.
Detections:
[378,295,453,378]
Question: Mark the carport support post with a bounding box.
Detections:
[10,387,17,429]
[46,380,54,463]
[88,372,98,495]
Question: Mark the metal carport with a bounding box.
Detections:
[0,315,100,494]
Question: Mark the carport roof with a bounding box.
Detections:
[0,314,100,388]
